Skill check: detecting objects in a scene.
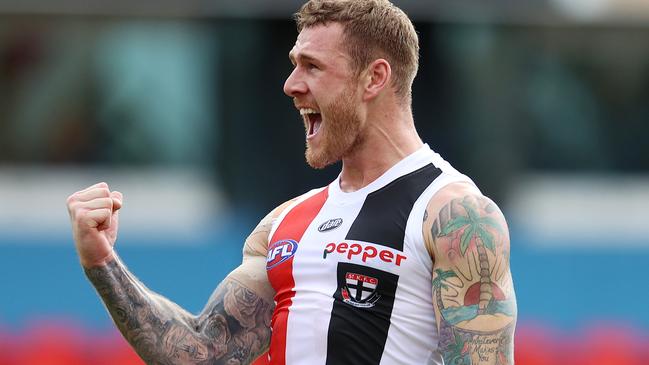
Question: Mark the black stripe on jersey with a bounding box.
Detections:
[346,163,441,251]
[326,263,399,365]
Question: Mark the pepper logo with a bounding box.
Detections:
[318,218,343,232]
[323,242,407,266]
[266,239,298,270]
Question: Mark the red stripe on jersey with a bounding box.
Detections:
[267,188,329,365]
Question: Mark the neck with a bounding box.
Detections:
[339,105,423,192]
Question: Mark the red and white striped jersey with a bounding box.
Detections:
[265,145,476,365]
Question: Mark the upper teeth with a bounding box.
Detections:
[300,108,319,115]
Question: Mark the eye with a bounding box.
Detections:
[307,63,319,71]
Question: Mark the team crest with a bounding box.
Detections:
[341,272,381,308]
[267,239,298,270]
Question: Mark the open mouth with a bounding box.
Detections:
[300,108,322,139]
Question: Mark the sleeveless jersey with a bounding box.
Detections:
[265,145,476,365]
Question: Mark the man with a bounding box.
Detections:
[66,1,516,364]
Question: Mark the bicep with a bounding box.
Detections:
[424,192,516,364]
[190,205,287,363]
[190,252,274,364]
[233,198,298,304]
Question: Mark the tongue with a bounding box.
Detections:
[312,114,322,135]
[313,120,322,134]
[309,114,322,136]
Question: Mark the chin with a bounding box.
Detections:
[305,150,334,169]
[304,112,362,169]
[305,145,340,169]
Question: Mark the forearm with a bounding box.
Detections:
[438,315,516,365]
[84,256,203,364]
[84,256,273,365]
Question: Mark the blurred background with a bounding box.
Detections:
[1,0,648,364]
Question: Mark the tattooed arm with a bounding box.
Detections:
[423,183,517,365]
[85,255,272,365]
[67,183,290,365]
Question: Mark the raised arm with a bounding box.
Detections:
[423,183,517,365]
[67,182,287,365]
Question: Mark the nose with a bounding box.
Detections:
[283,68,308,98]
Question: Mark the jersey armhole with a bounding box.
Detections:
[407,172,481,273]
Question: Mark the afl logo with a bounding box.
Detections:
[266,239,298,270]
[318,218,343,232]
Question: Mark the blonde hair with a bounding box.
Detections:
[295,0,419,103]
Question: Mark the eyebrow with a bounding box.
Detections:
[289,51,321,66]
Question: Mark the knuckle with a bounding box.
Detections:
[67,201,79,215]
[66,194,78,205]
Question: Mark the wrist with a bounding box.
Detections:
[80,250,117,269]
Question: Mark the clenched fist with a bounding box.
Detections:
[67,182,123,268]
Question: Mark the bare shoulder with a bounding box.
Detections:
[243,196,301,259]
[422,182,509,262]
[232,192,311,302]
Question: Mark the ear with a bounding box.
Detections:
[361,59,391,102]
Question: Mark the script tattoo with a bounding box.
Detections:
[85,259,273,365]
[428,195,516,365]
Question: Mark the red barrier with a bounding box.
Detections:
[0,322,144,365]
[13,323,87,365]
[0,325,16,365]
[570,324,648,365]
[0,322,647,365]
[514,323,562,365]
[514,322,649,365]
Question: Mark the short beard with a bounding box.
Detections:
[305,87,362,169]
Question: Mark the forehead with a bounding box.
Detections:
[289,23,350,64]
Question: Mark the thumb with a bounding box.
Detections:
[111,191,123,211]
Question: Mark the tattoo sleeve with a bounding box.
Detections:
[426,194,517,365]
[85,256,273,365]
